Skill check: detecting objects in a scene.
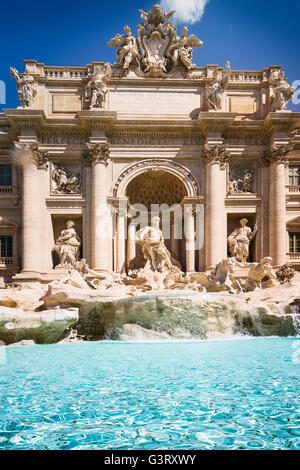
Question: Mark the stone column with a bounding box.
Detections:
[127,219,136,269]
[116,208,126,273]
[86,141,111,272]
[15,142,48,274]
[264,144,291,266]
[170,223,177,260]
[204,144,228,270]
[185,206,195,272]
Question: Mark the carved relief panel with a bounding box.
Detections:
[227,163,256,195]
[50,161,83,195]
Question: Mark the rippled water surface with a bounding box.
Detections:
[0,338,300,450]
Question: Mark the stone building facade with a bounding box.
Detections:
[0,6,300,283]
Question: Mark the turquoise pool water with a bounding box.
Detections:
[0,338,300,450]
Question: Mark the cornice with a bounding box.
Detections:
[3,109,46,133]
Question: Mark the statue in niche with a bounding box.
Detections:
[52,163,81,194]
[228,218,258,263]
[228,167,255,194]
[85,65,110,109]
[169,27,203,71]
[271,72,295,112]
[53,220,81,267]
[10,67,36,108]
[205,62,231,111]
[135,216,173,273]
[107,26,139,70]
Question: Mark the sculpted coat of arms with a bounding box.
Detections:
[107,4,203,77]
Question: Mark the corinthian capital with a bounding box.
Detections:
[262,143,294,167]
[14,142,49,169]
[86,141,110,167]
[203,144,229,170]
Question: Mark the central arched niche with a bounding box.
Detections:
[126,170,187,210]
[125,169,188,269]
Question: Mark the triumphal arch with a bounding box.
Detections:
[0,4,300,284]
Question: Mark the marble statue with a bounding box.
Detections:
[52,164,81,194]
[10,67,36,108]
[107,5,202,77]
[53,221,81,267]
[205,62,231,111]
[169,27,203,71]
[135,216,173,273]
[228,218,258,263]
[245,257,277,292]
[188,258,243,294]
[138,5,175,39]
[107,26,139,70]
[85,66,108,109]
[271,73,295,112]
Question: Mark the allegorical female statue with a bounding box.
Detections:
[205,62,231,111]
[271,72,295,111]
[53,220,81,267]
[10,67,36,108]
[227,218,258,263]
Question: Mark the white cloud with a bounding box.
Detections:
[160,0,210,24]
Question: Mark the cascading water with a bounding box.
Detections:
[290,304,300,336]
[74,290,300,341]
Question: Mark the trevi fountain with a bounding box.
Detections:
[0,3,300,452]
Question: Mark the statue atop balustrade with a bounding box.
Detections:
[10,67,36,108]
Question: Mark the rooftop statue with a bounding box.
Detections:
[205,62,231,110]
[107,26,139,70]
[10,67,36,108]
[85,65,110,109]
[271,72,295,112]
[169,27,203,71]
[108,5,203,77]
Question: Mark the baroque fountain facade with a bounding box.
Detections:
[0,5,300,343]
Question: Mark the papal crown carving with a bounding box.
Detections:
[107,4,203,78]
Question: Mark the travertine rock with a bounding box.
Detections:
[0,306,78,345]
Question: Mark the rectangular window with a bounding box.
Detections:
[0,236,13,258]
[289,232,300,253]
[0,165,12,186]
[289,166,300,187]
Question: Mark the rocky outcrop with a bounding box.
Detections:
[1,281,300,343]
[69,291,300,341]
[0,306,78,345]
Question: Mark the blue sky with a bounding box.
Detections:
[1,0,299,111]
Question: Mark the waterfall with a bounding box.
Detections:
[290,304,300,337]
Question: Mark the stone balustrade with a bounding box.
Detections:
[44,67,88,80]
[0,257,18,267]
[0,186,13,194]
